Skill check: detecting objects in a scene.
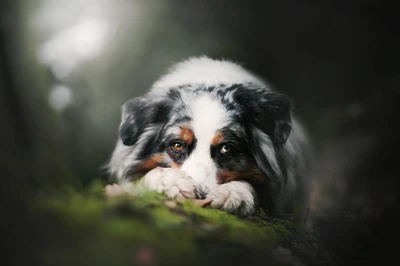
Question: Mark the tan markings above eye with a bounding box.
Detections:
[180,127,194,145]
[212,132,224,146]
[172,142,183,151]
[220,145,231,154]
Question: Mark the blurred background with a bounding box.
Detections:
[1,0,399,265]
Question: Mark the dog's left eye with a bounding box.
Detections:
[172,142,184,151]
[220,144,231,154]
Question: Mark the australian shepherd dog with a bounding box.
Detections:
[106,56,310,221]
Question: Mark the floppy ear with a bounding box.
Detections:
[233,87,292,145]
[119,96,171,146]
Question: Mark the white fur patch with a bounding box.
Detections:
[180,94,229,194]
[205,181,256,216]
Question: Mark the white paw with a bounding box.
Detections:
[105,183,128,197]
[142,167,198,200]
[205,181,256,216]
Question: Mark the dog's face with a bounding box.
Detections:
[117,84,292,197]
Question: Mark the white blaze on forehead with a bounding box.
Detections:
[190,94,229,142]
[180,94,229,192]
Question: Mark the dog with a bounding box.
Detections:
[106,56,311,221]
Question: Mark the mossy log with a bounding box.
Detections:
[30,181,332,266]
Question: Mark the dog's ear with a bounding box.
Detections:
[233,87,292,145]
[119,96,171,146]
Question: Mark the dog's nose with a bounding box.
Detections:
[198,189,207,199]
[194,186,208,199]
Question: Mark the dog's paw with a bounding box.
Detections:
[105,183,128,197]
[205,181,256,217]
[142,167,198,200]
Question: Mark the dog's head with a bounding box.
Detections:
[115,83,292,198]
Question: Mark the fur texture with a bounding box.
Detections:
[108,56,310,220]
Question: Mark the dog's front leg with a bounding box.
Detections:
[205,181,256,217]
[140,167,199,199]
[106,167,199,200]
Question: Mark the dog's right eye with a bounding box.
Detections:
[172,142,183,151]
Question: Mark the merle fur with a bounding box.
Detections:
[116,83,308,219]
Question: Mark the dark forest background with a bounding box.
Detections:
[1,0,399,265]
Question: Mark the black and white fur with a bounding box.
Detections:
[107,56,310,221]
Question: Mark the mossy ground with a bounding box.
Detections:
[29,181,329,266]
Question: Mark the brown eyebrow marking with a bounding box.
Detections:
[179,127,194,145]
[211,132,224,146]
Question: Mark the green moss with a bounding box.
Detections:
[32,181,311,266]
